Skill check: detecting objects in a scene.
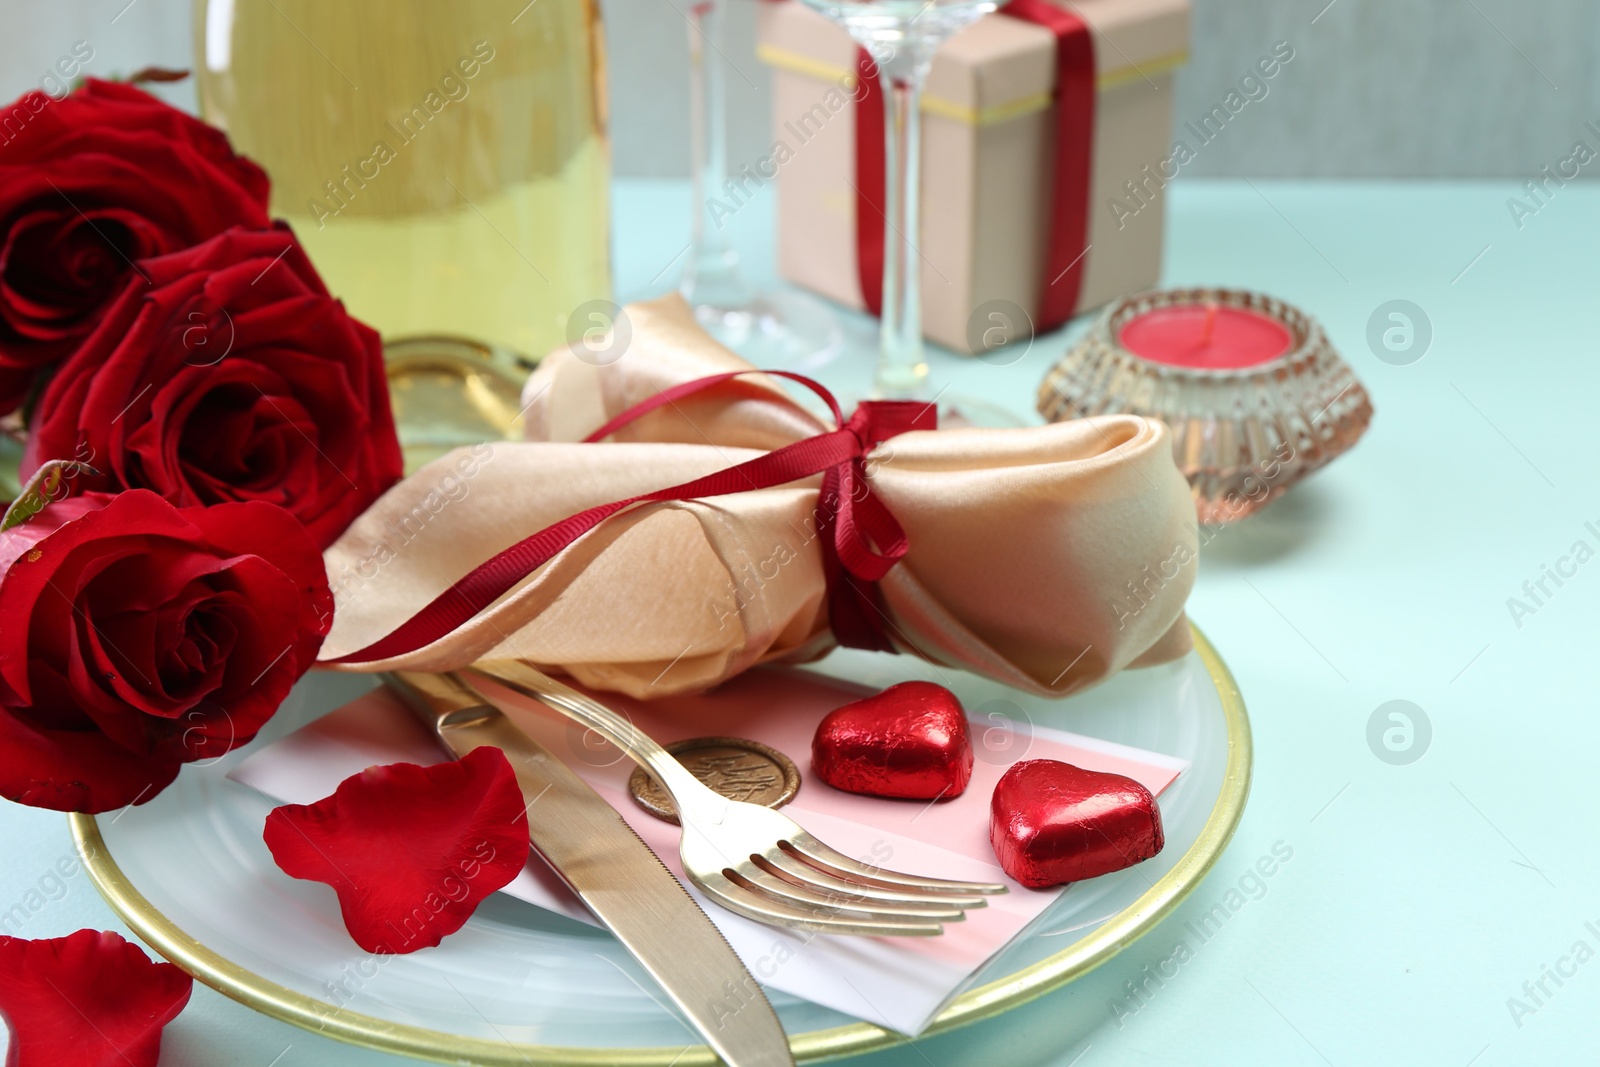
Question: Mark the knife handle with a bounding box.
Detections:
[384,671,593,802]
[386,670,480,720]
[381,671,797,1067]
[468,659,732,826]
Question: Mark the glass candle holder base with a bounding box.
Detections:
[1037,287,1374,524]
[937,395,1030,429]
[694,289,845,369]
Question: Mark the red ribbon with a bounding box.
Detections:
[852,0,1095,332]
[328,373,935,664]
[852,48,886,318]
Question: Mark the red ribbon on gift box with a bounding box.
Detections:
[854,0,1095,333]
[328,373,935,665]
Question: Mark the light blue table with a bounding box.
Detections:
[3,177,1592,1066]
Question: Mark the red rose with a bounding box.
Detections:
[0,490,331,813]
[0,79,270,412]
[23,225,403,547]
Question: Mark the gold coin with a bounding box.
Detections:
[628,736,801,825]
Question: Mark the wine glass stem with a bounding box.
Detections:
[682,0,753,310]
[875,69,930,400]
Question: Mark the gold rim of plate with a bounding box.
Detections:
[68,622,1252,1066]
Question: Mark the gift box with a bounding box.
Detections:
[755,0,1190,353]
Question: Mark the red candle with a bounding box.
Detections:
[1117,301,1293,370]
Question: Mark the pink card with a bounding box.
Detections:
[232,666,1185,1034]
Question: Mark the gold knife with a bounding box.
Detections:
[383,671,795,1067]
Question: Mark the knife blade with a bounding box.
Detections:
[383,671,794,1067]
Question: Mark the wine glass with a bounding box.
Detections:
[795,0,1023,421]
[681,0,844,367]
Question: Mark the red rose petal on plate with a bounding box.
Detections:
[0,929,192,1067]
[263,746,530,954]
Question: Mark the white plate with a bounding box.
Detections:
[71,624,1249,1065]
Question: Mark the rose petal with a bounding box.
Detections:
[0,701,179,813]
[263,747,531,954]
[0,929,192,1067]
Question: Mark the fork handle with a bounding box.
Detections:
[468,659,732,825]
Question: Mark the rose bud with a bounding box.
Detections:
[0,489,331,813]
[0,79,269,413]
[23,225,403,548]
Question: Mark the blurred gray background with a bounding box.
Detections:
[3,0,1596,178]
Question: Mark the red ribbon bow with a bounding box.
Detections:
[329,372,935,664]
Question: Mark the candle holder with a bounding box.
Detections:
[1037,287,1373,523]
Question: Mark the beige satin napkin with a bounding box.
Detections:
[319,295,1197,699]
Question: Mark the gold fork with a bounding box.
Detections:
[465,660,1006,937]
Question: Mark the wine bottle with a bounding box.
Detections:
[194,0,612,366]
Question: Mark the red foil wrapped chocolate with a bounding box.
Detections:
[989,759,1164,889]
[811,681,973,800]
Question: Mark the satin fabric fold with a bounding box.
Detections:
[319,295,1197,699]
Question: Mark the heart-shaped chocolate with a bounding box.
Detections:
[812,681,973,800]
[989,759,1164,888]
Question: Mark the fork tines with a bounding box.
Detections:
[693,826,1006,938]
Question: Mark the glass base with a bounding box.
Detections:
[693,289,845,370]
[826,388,1030,429]
[936,394,1031,429]
[383,336,529,475]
